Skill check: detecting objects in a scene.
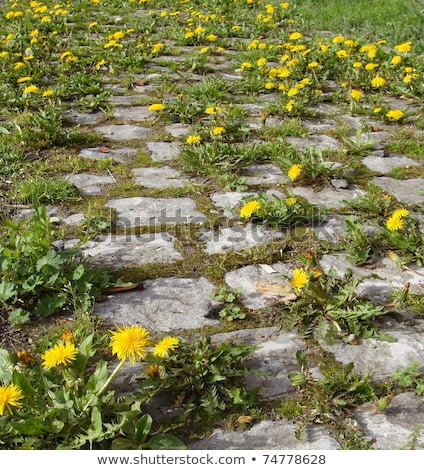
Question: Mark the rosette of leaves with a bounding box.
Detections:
[239,190,323,228]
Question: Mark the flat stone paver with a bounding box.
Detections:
[79,147,139,163]
[94,124,152,141]
[242,163,289,185]
[113,106,155,121]
[372,177,424,204]
[65,173,116,196]
[81,233,183,268]
[293,185,365,209]
[132,166,189,188]
[94,277,220,331]
[200,222,284,254]
[146,141,181,161]
[105,197,208,227]
[362,154,420,173]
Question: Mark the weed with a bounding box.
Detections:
[211,286,246,321]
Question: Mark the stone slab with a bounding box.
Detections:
[79,147,139,163]
[211,327,306,399]
[372,177,424,205]
[65,173,116,196]
[146,142,181,161]
[81,233,183,268]
[165,123,190,138]
[286,134,340,152]
[132,166,189,188]
[189,420,340,450]
[225,263,294,309]
[293,185,365,209]
[94,124,152,141]
[200,222,284,254]
[105,197,208,228]
[93,277,220,332]
[241,163,289,185]
[113,106,154,121]
[362,154,419,173]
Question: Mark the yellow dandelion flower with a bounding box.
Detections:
[287,87,299,97]
[285,99,296,112]
[265,81,275,89]
[308,61,318,68]
[281,2,290,8]
[109,325,153,365]
[41,342,78,369]
[240,200,261,218]
[145,363,161,377]
[148,103,165,112]
[392,208,409,219]
[332,35,345,44]
[23,85,38,94]
[206,34,217,41]
[212,126,225,135]
[89,21,98,27]
[353,61,363,68]
[395,41,412,53]
[200,47,209,54]
[291,268,309,291]
[365,62,378,71]
[350,89,362,101]
[386,109,404,121]
[240,61,252,70]
[186,134,202,144]
[371,76,386,88]
[0,384,24,416]
[95,59,107,70]
[153,336,180,358]
[289,32,302,41]
[42,89,54,97]
[205,106,222,115]
[61,329,74,343]
[17,76,32,83]
[391,55,402,65]
[336,50,348,59]
[152,42,164,54]
[285,197,296,206]
[386,215,404,231]
[288,163,303,181]
[374,107,382,114]
[257,57,268,67]
[194,26,205,35]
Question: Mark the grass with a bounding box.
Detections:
[0,0,423,450]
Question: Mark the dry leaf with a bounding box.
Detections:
[100,147,110,153]
[253,280,297,304]
[237,415,253,425]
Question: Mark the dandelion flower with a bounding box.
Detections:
[386,215,404,231]
[285,197,296,205]
[371,76,386,88]
[153,336,180,358]
[17,76,32,83]
[205,106,222,115]
[110,325,152,365]
[148,103,165,112]
[291,268,309,290]
[392,208,409,219]
[395,41,412,53]
[0,384,24,416]
[186,134,202,144]
[288,163,303,181]
[350,89,362,101]
[256,57,267,67]
[145,363,161,377]
[240,200,261,218]
[41,342,78,369]
[289,32,302,41]
[240,61,252,70]
[212,126,225,136]
[23,85,39,94]
[386,109,404,121]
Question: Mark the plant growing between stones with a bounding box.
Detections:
[211,286,246,321]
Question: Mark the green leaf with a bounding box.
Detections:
[73,264,85,281]
[86,359,109,393]
[111,437,138,450]
[73,333,94,374]
[36,250,64,272]
[0,349,17,383]
[0,281,17,301]
[12,417,48,436]
[9,308,31,325]
[134,414,153,444]
[13,371,38,407]
[87,406,103,442]
[146,433,186,450]
[34,295,66,317]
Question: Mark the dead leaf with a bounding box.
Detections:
[100,147,110,153]
[107,282,143,293]
[237,415,253,425]
[253,280,297,303]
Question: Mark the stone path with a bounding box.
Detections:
[42,18,424,450]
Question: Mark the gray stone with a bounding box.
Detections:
[286,134,340,152]
[81,233,183,268]
[362,154,419,174]
[65,173,116,196]
[330,178,349,189]
[313,214,348,242]
[225,263,294,309]
[211,327,307,399]
[113,106,155,121]
[189,420,340,450]
[79,147,139,163]
[105,197,208,227]
[93,277,220,332]
[146,142,181,161]
[63,213,85,226]
[200,222,284,254]
[63,111,103,125]
[302,117,337,133]
[293,185,365,209]
[354,393,424,450]
[241,163,289,185]
[165,123,190,138]
[94,124,152,141]
[210,191,256,218]
[132,166,189,188]
[372,177,424,204]
[107,94,150,105]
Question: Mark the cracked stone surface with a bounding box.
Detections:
[132,166,190,188]
[94,124,152,141]
[105,197,208,227]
